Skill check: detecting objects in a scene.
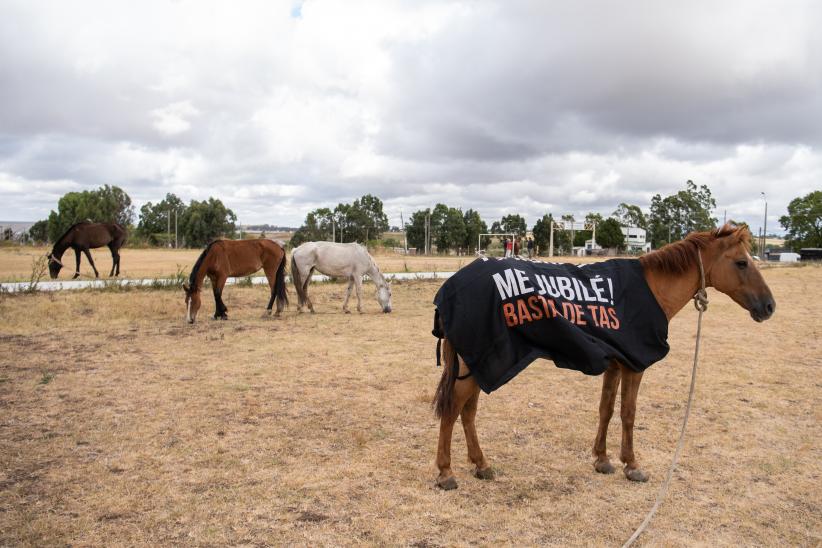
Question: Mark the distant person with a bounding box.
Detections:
[514,238,521,256]
[503,238,511,257]
[527,237,534,258]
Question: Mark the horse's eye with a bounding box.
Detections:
[736,260,748,269]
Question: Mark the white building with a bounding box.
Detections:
[621,226,651,252]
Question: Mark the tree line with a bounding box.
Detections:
[28,185,238,248]
[24,182,821,252]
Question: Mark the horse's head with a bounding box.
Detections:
[706,226,775,322]
[46,253,62,279]
[376,282,392,313]
[183,283,202,323]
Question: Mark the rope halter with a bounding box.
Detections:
[693,250,709,312]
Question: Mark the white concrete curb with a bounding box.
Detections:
[0,271,456,293]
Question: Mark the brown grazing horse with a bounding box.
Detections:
[432,224,775,489]
[183,239,288,323]
[47,221,127,279]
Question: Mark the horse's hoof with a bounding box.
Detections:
[624,467,648,482]
[436,476,458,490]
[474,466,495,480]
[594,460,615,474]
[344,309,351,314]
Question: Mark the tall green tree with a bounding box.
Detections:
[780,191,822,250]
[405,208,429,252]
[531,214,553,255]
[612,203,648,229]
[463,209,488,253]
[647,180,717,249]
[179,197,237,247]
[352,194,389,242]
[28,220,49,243]
[435,207,467,253]
[491,214,527,237]
[46,184,134,242]
[290,207,334,247]
[597,218,626,249]
[137,193,186,243]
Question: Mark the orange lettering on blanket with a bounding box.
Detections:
[607,307,620,329]
[516,299,533,323]
[573,304,587,326]
[527,295,544,320]
[503,302,518,326]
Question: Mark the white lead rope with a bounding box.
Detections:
[622,252,708,548]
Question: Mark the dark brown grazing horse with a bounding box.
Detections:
[47,221,127,279]
[183,238,288,323]
[432,224,775,490]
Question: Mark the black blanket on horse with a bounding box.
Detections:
[433,257,669,393]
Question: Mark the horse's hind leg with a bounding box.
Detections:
[460,382,493,480]
[619,365,648,482]
[303,267,315,313]
[436,359,481,490]
[342,277,354,313]
[107,243,119,277]
[83,248,99,278]
[436,379,477,490]
[592,362,621,474]
[73,249,82,279]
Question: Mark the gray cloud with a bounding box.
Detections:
[0,0,819,234]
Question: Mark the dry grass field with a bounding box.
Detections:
[0,265,820,545]
[0,245,490,282]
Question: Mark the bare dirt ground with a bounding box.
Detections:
[0,265,819,546]
[0,245,587,282]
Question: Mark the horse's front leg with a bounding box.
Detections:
[73,248,82,279]
[619,365,648,482]
[83,249,99,278]
[592,362,621,474]
[212,274,228,320]
[354,276,363,313]
[342,277,354,313]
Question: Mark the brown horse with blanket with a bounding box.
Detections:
[431,224,774,489]
[183,239,288,323]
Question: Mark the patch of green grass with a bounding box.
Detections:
[38,371,54,385]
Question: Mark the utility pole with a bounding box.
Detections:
[332,217,335,242]
[400,210,407,253]
[174,210,178,248]
[167,209,171,248]
[761,192,768,258]
[549,221,554,257]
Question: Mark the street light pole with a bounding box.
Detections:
[761,192,768,258]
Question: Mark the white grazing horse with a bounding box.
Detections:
[290,241,393,313]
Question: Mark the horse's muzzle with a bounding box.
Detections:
[750,297,775,322]
[383,307,392,313]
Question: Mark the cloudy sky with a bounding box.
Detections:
[1,0,820,232]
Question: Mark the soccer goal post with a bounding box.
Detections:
[477,233,517,257]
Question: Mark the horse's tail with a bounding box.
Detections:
[433,334,459,419]
[274,254,289,308]
[290,254,305,307]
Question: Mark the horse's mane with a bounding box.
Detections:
[639,224,752,275]
[188,240,220,291]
